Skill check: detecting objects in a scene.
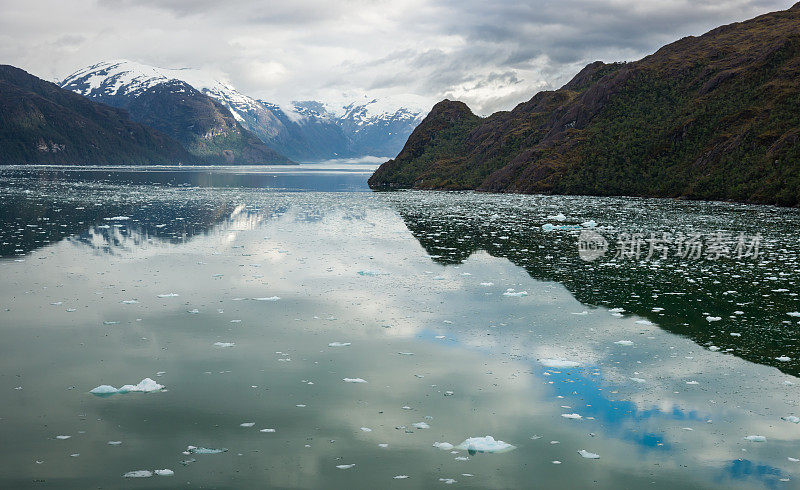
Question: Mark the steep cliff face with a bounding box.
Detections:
[0,65,192,165]
[370,3,800,206]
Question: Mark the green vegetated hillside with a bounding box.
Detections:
[370,3,800,206]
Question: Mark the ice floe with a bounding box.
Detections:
[328,342,351,347]
[743,435,767,442]
[539,359,580,368]
[213,342,235,348]
[455,436,515,454]
[90,378,164,396]
[578,450,600,459]
[343,378,367,383]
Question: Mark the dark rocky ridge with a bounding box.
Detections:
[370,3,800,206]
[0,65,191,165]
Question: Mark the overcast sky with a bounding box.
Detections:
[0,0,793,114]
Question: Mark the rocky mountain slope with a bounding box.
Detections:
[61,60,428,162]
[369,3,800,206]
[60,61,290,164]
[0,65,193,165]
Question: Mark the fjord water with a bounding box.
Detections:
[1,166,799,489]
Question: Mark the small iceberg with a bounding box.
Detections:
[90,378,164,396]
[614,340,634,346]
[455,436,515,454]
[578,450,600,459]
[336,464,355,469]
[539,359,580,368]
[744,435,767,442]
[328,342,351,347]
[412,422,430,429]
[433,442,454,450]
[213,342,235,348]
[503,289,528,297]
[561,413,582,420]
[252,296,280,301]
[782,416,800,424]
[343,378,367,383]
[157,293,179,298]
[187,446,227,454]
[154,469,174,476]
[776,356,792,362]
[123,470,152,478]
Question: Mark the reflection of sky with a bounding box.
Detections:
[416,327,710,453]
[719,459,789,489]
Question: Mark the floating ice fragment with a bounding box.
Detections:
[104,216,130,221]
[393,475,409,479]
[154,469,174,476]
[157,293,179,298]
[90,385,118,395]
[336,464,355,469]
[503,289,528,297]
[479,282,494,286]
[328,342,351,347]
[787,312,800,317]
[609,308,625,313]
[789,457,800,462]
[108,441,122,445]
[123,470,152,478]
[343,378,367,383]
[213,342,235,348]
[578,450,600,459]
[548,213,567,222]
[118,378,164,393]
[253,296,280,301]
[561,413,582,420]
[744,435,766,442]
[614,340,634,346]
[455,436,515,454]
[121,300,138,304]
[706,316,722,322]
[539,359,580,368]
[260,428,276,433]
[188,446,227,454]
[686,381,699,385]
[412,422,430,429]
[357,270,381,276]
[439,478,457,484]
[776,356,792,362]
[581,220,597,228]
[56,435,71,440]
[635,320,652,325]
[782,416,800,424]
[708,346,721,352]
[360,427,372,432]
[730,333,741,337]
[629,377,646,383]
[433,442,454,450]
[240,423,255,427]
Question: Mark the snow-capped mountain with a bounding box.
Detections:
[61,60,431,162]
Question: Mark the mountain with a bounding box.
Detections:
[60,60,428,162]
[0,64,194,165]
[369,3,800,207]
[60,61,291,164]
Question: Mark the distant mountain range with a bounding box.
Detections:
[370,3,800,206]
[61,60,429,162]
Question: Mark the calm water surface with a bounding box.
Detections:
[1,165,799,489]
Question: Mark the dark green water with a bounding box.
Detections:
[1,165,799,489]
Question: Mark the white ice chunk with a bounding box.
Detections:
[776,356,792,362]
[412,422,430,429]
[539,359,580,368]
[213,342,235,348]
[336,464,355,469]
[90,385,118,395]
[123,470,153,478]
[154,469,174,476]
[328,342,351,347]
[744,435,767,442]
[455,436,515,454]
[118,378,164,393]
[343,378,367,383]
[433,442,454,450]
[578,450,600,459]
[782,416,800,424]
[561,413,582,420]
[614,340,634,346]
[252,296,280,301]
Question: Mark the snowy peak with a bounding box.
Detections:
[62,60,433,161]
